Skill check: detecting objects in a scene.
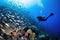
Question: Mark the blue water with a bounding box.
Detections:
[0,0,60,36]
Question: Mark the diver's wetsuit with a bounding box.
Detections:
[37,13,54,21]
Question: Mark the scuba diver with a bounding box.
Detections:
[37,13,54,21]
